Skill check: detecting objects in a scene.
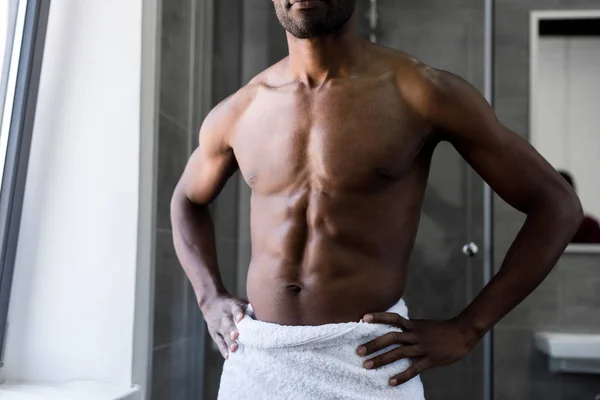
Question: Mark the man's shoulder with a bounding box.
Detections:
[207,58,289,122]
[367,45,433,79]
[203,81,261,133]
[383,50,441,98]
[376,47,464,117]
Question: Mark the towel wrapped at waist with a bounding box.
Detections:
[217,298,425,400]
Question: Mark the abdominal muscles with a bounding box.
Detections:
[245,181,418,326]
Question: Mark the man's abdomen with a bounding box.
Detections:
[245,177,424,326]
[245,229,412,326]
[247,267,406,326]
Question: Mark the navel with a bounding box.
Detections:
[285,284,302,294]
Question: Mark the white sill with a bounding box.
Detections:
[0,381,140,400]
[564,243,600,254]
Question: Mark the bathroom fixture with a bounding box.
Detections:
[534,332,600,374]
[367,0,378,43]
[462,242,479,257]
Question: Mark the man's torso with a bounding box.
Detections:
[227,47,438,325]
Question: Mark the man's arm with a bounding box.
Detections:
[170,89,253,358]
[357,65,583,386]
[171,99,236,308]
[421,68,583,337]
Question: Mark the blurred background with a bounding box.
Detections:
[0,1,598,400]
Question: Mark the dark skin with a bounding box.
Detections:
[171,0,583,388]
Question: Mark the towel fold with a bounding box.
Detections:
[217,298,425,400]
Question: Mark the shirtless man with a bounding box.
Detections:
[171,0,582,397]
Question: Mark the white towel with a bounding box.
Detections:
[217,298,425,400]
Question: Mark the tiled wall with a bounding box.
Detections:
[152,0,219,398]
[151,0,198,398]
[494,1,600,399]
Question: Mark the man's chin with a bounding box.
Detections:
[289,31,320,39]
[286,23,331,39]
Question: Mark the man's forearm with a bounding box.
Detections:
[171,191,227,310]
[456,195,583,342]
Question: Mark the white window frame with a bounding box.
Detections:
[0,0,50,363]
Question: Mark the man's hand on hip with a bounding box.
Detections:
[356,312,478,386]
[201,294,249,359]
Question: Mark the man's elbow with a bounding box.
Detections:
[555,190,584,233]
[170,182,189,220]
[170,182,209,218]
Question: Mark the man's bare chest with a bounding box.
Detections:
[230,82,430,193]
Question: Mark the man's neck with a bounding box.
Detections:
[286,16,364,87]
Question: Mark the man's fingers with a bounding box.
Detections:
[357,332,418,356]
[363,312,413,331]
[362,345,424,369]
[220,314,239,353]
[231,302,248,323]
[389,359,430,386]
[215,334,229,359]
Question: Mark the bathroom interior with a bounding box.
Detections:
[152,0,600,399]
[0,0,598,399]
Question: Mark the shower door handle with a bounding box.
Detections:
[462,242,479,257]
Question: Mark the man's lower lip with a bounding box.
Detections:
[292,0,324,9]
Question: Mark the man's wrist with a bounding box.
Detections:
[196,286,228,313]
[452,314,486,349]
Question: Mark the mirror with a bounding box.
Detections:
[530,10,600,253]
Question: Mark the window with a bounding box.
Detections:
[0,0,50,363]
